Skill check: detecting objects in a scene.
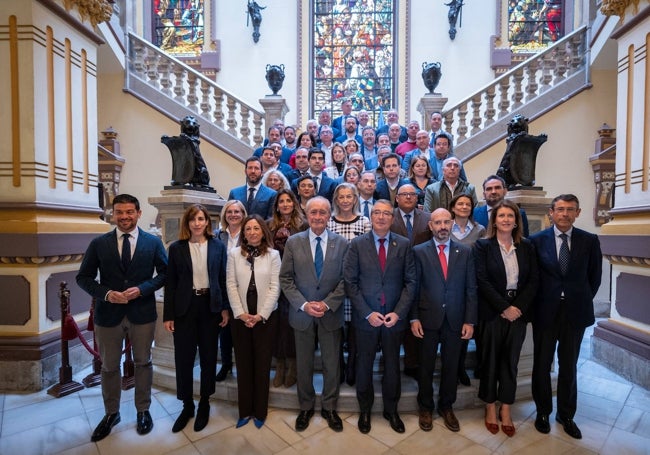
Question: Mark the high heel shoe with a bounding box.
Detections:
[498,406,516,437]
[484,407,499,434]
[215,363,232,382]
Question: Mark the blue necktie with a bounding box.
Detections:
[314,237,323,279]
[405,213,413,240]
[247,187,255,211]
[121,233,131,270]
[559,233,570,275]
[363,201,370,218]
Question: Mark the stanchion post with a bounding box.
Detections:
[47,282,85,398]
[82,298,102,388]
[121,335,135,390]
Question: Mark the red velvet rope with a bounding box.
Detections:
[61,313,132,357]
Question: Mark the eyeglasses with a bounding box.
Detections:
[397,192,417,198]
[371,210,393,217]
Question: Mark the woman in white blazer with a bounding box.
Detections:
[226,214,281,429]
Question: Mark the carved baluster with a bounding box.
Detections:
[145,51,160,87]
[525,58,539,102]
[554,43,567,83]
[130,39,146,76]
[484,85,496,127]
[568,33,585,75]
[226,97,237,136]
[172,63,186,103]
[240,106,251,145]
[443,112,454,137]
[200,79,211,118]
[186,73,199,112]
[540,51,555,93]
[253,114,264,148]
[511,69,524,110]
[456,102,468,143]
[158,57,172,96]
[470,94,482,135]
[213,88,225,128]
[498,78,510,118]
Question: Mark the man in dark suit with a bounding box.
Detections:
[280,197,348,433]
[391,184,432,378]
[410,208,477,433]
[357,171,377,219]
[332,98,354,134]
[227,156,277,219]
[335,115,363,145]
[253,125,292,164]
[77,194,167,442]
[474,175,530,237]
[375,109,408,143]
[292,148,337,202]
[344,199,416,434]
[531,194,602,440]
[374,153,409,206]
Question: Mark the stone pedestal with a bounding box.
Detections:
[259,96,289,137]
[506,187,553,234]
[417,94,448,132]
[148,189,227,391]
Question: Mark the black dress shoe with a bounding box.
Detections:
[534,413,550,434]
[194,401,210,431]
[321,409,343,432]
[172,405,194,433]
[91,412,121,442]
[358,411,371,434]
[215,363,232,382]
[403,367,418,379]
[556,415,582,439]
[457,370,471,386]
[136,410,153,435]
[295,409,314,432]
[383,411,405,433]
[438,408,460,432]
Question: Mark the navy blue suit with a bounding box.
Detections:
[335,133,363,145]
[411,239,477,410]
[374,178,409,206]
[228,184,277,219]
[164,238,229,401]
[291,174,337,202]
[474,205,530,238]
[253,145,293,164]
[344,231,416,413]
[530,227,601,419]
[375,124,408,143]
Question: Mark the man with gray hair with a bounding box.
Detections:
[423,157,477,213]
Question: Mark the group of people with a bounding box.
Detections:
[75,103,601,443]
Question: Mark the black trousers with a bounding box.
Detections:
[532,302,585,419]
[231,311,278,420]
[417,319,462,411]
[478,317,527,404]
[173,294,221,401]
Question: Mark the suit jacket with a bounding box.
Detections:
[76,228,168,327]
[410,239,477,331]
[390,208,432,247]
[473,205,530,238]
[335,133,363,145]
[374,178,409,206]
[163,237,229,322]
[279,229,348,331]
[473,237,539,322]
[375,124,408,143]
[292,174,337,202]
[429,152,468,182]
[530,227,602,330]
[253,145,293,164]
[226,247,281,321]
[228,184,277,219]
[343,232,416,332]
[423,179,478,213]
[401,148,437,173]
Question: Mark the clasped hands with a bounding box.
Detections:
[107,287,140,304]
[368,311,399,328]
[501,305,522,322]
[239,312,262,328]
[304,301,328,318]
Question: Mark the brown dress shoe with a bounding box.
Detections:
[438,408,460,432]
[418,409,433,431]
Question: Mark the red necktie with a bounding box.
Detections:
[438,244,447,280]
[379,238,386,307]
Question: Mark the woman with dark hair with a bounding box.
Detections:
[267,189,308,388]
[325,142,347,179]
[295,174,317,214]
[226,215,281,429]
[474,200,538,437]
[449,193,486,386]
[214,200,248,382]
[326,182,371,386]
[342,166,361,185]
[164,204,229,433]
[407,155,435,209]
[290,133,318,168]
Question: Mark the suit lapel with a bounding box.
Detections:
[300,232,319,282]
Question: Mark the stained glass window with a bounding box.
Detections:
[153,0,204,57]
[508,0,563,53]
[312,0,395,126]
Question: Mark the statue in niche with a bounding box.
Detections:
[247,0,266,43]
[496,115,547,189]
[422,61,442,94]
[265,64,285,95]
[444,0,465,40]
[161,116,214,192]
